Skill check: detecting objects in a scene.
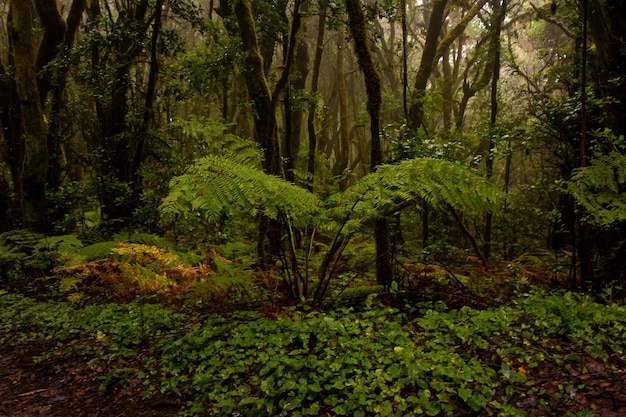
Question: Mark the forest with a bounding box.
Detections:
[1,0,626,416]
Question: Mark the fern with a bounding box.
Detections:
[329,158,503,221]
[567,152,626,226]
[162,155,502,231]
[35,235,84,253]
[160,154,322,226]
[172,117,263,165]
[0,230,44,252]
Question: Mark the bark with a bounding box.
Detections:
[401,0,409,122]
[133,0,165,183]
[0,56,24,231]
[271,0,305,181]
[345,0,392,286]
[233,0,279,175]
[407,0,448,131]
[587,0,626,138]
[283,0,310,183]
[259,0,289,72]
[91,0,149,228]
[306,1,327,190]
[432,0,489,68]
[441,41,453,134]
[579,0,593,291]
[10,0,49,232]
[484,0,507,262]
[233,0,286,264]
[335,24,350,189]
[34,0,67,104]
[455,10,501,131]
[44,0,86,191]
[408,0,488,132]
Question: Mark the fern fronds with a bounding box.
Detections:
[35,235,84,253]
[567,151,626,226]
[160,154,321,226]
[172,117,263,165]
[330,158,503,221]
[0,230,44,252]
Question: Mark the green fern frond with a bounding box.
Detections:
[78,241,117,262]
[332,158,503,220]
[567,152,626,226]
[0,230,44,252]
[35,235,84,253]
[172,118,263,165]
[161,154,321,226]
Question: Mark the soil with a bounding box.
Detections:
[0,342,181,417]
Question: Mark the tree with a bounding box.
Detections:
[232,0,307,263]
[345,0,392,286]
[306,0,328,191]
[484,0,508,261]
[407,0,448,132]
[8,0,48,232]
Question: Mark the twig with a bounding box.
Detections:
[17,388,47,397]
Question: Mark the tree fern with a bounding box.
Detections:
[162,156,502,238]
[329,158,503,222]
[160,154,322,226]
[567,151,626,226]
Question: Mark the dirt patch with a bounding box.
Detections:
[0,342,181,417]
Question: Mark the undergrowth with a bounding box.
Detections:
[1,289,623,416]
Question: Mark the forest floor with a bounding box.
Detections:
[0,342,182,417]
[2,257,626,416]
[2,337,626,417]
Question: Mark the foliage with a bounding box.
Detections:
[0,290,624,416]
[53,242,216,303]
[161,129,504,303]
[330,158,502,221]
[567,151,626,226]
[161,154,321,226]
[0,230,254,306]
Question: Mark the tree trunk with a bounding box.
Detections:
[345,0,392,287]
[280,0,308,183]
[335,24,351,189]
[34,0,67,105]
[89,0,149,230]
[133,0,164,184]
[43,0,86,195]
[306,1,327,191]
[234,0,302,264]
[10,0,49,232]
[587,0,626,139]
[484,0,507,262]
[407,0,448,132]
[0,54,23,229]
[234,0,279,176]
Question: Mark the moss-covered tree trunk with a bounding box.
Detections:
[233,0,280,176]
[306,1,327,191]
[345,0,392,287]
[35,0,86,222]
[484,0,507,262]
[406,0,447,132]
[9,0,49,232]
[283,0,310,183]
[335,23,351,190]
[233,0,285,264]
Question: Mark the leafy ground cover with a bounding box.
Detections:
[1,289,626,416]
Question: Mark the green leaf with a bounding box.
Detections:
[458,387,472,402]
